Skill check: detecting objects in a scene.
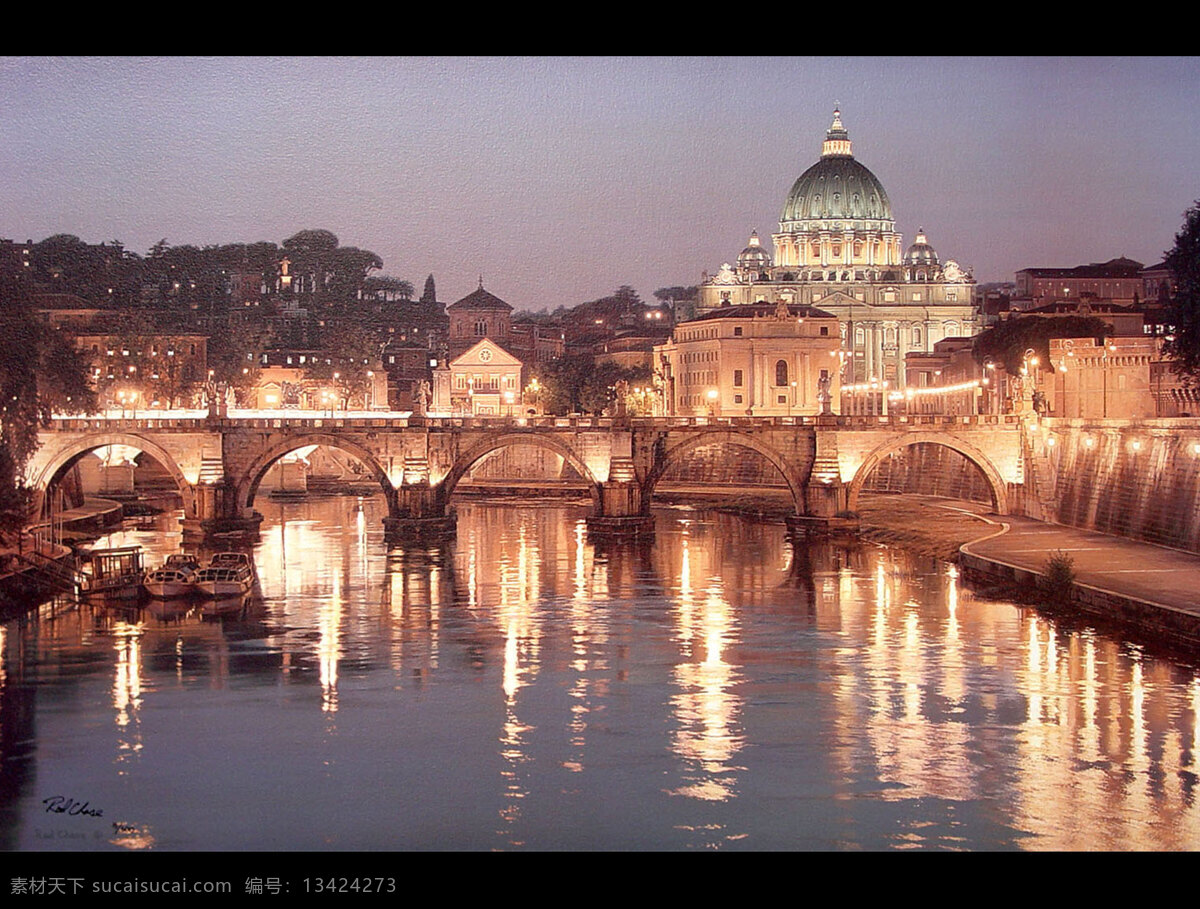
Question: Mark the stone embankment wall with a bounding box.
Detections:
[958,547,1200,646]
[859,442,994,505]
[1042,418,1200,552]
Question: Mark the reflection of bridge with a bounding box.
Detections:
[28,413,1025,540]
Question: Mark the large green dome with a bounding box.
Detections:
[779,109,894,228]
[780,157,893,224]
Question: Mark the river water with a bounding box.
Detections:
[3,495,1200,851]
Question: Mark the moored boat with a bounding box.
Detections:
[80,546,145,601]
[194,552,255,599]
[142,553,201,599]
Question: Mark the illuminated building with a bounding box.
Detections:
[698,108,978,386]
[442,338,525,417]
[1015,257,1145,306]
[447,280,562,365]
[655,301,841,416]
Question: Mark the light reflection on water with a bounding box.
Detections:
[3,495,1200,851]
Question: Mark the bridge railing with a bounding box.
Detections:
[43,411,1026,433]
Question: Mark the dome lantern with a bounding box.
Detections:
[822,107,852,158]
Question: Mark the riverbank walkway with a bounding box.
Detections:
[948,503,1200,623]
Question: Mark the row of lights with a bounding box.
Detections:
[1036,426,1200,456]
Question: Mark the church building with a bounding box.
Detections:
[697,109,978,386]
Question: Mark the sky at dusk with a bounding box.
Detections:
[3,57,1199,311]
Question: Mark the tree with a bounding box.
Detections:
[538,353,650,415]
[281,229,381,309]
[1165,201,1200,384]
[304,322,385,410]
[973,315,1112,375]
[208,321,271,405]
[362,275,414,303]
[654,285,697,305]
[0,271,95,539]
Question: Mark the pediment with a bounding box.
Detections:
[451,338,522,368]
[815,291,861,307]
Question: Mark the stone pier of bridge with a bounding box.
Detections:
[28,413,1026,543]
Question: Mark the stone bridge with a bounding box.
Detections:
[27,412,1026,540]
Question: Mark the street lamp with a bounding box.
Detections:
[706,388,718,417]
[524,377,541,415]
[116,388,138,419]
[1021,348,1044,414]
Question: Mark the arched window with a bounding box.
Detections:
[775,360,788,387]
[475,320,487,337]
[913,326,923,346]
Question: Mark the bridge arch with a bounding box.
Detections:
[30,432,198,518]
[643,431,806,513]
[846,432,1009,514]
[237,434,395,513]
[438,432,602,509]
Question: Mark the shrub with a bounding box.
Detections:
[1040,550,1076,605]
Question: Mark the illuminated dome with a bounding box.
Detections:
[903,229,939,266]
[779,108,894,229]
[772,109,902,270]
[737,231,771,271]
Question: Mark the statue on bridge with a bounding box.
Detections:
[817,373,832,415]
[613,380,630,418]
[205,378,229,418]
[413,379,431,415]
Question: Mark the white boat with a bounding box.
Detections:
[142,554,201,599]
[200,591,249,616]
[194,552,255,599]
[80,547,145,602]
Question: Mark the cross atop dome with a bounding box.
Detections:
[822,107,853,158]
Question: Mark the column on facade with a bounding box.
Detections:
[863,322,874,380]
[746,349,755,413]
[754,351,766,414]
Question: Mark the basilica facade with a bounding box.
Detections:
[697,109,978,386]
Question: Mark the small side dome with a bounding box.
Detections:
[904,228,939,267]
[737,230,772,271]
